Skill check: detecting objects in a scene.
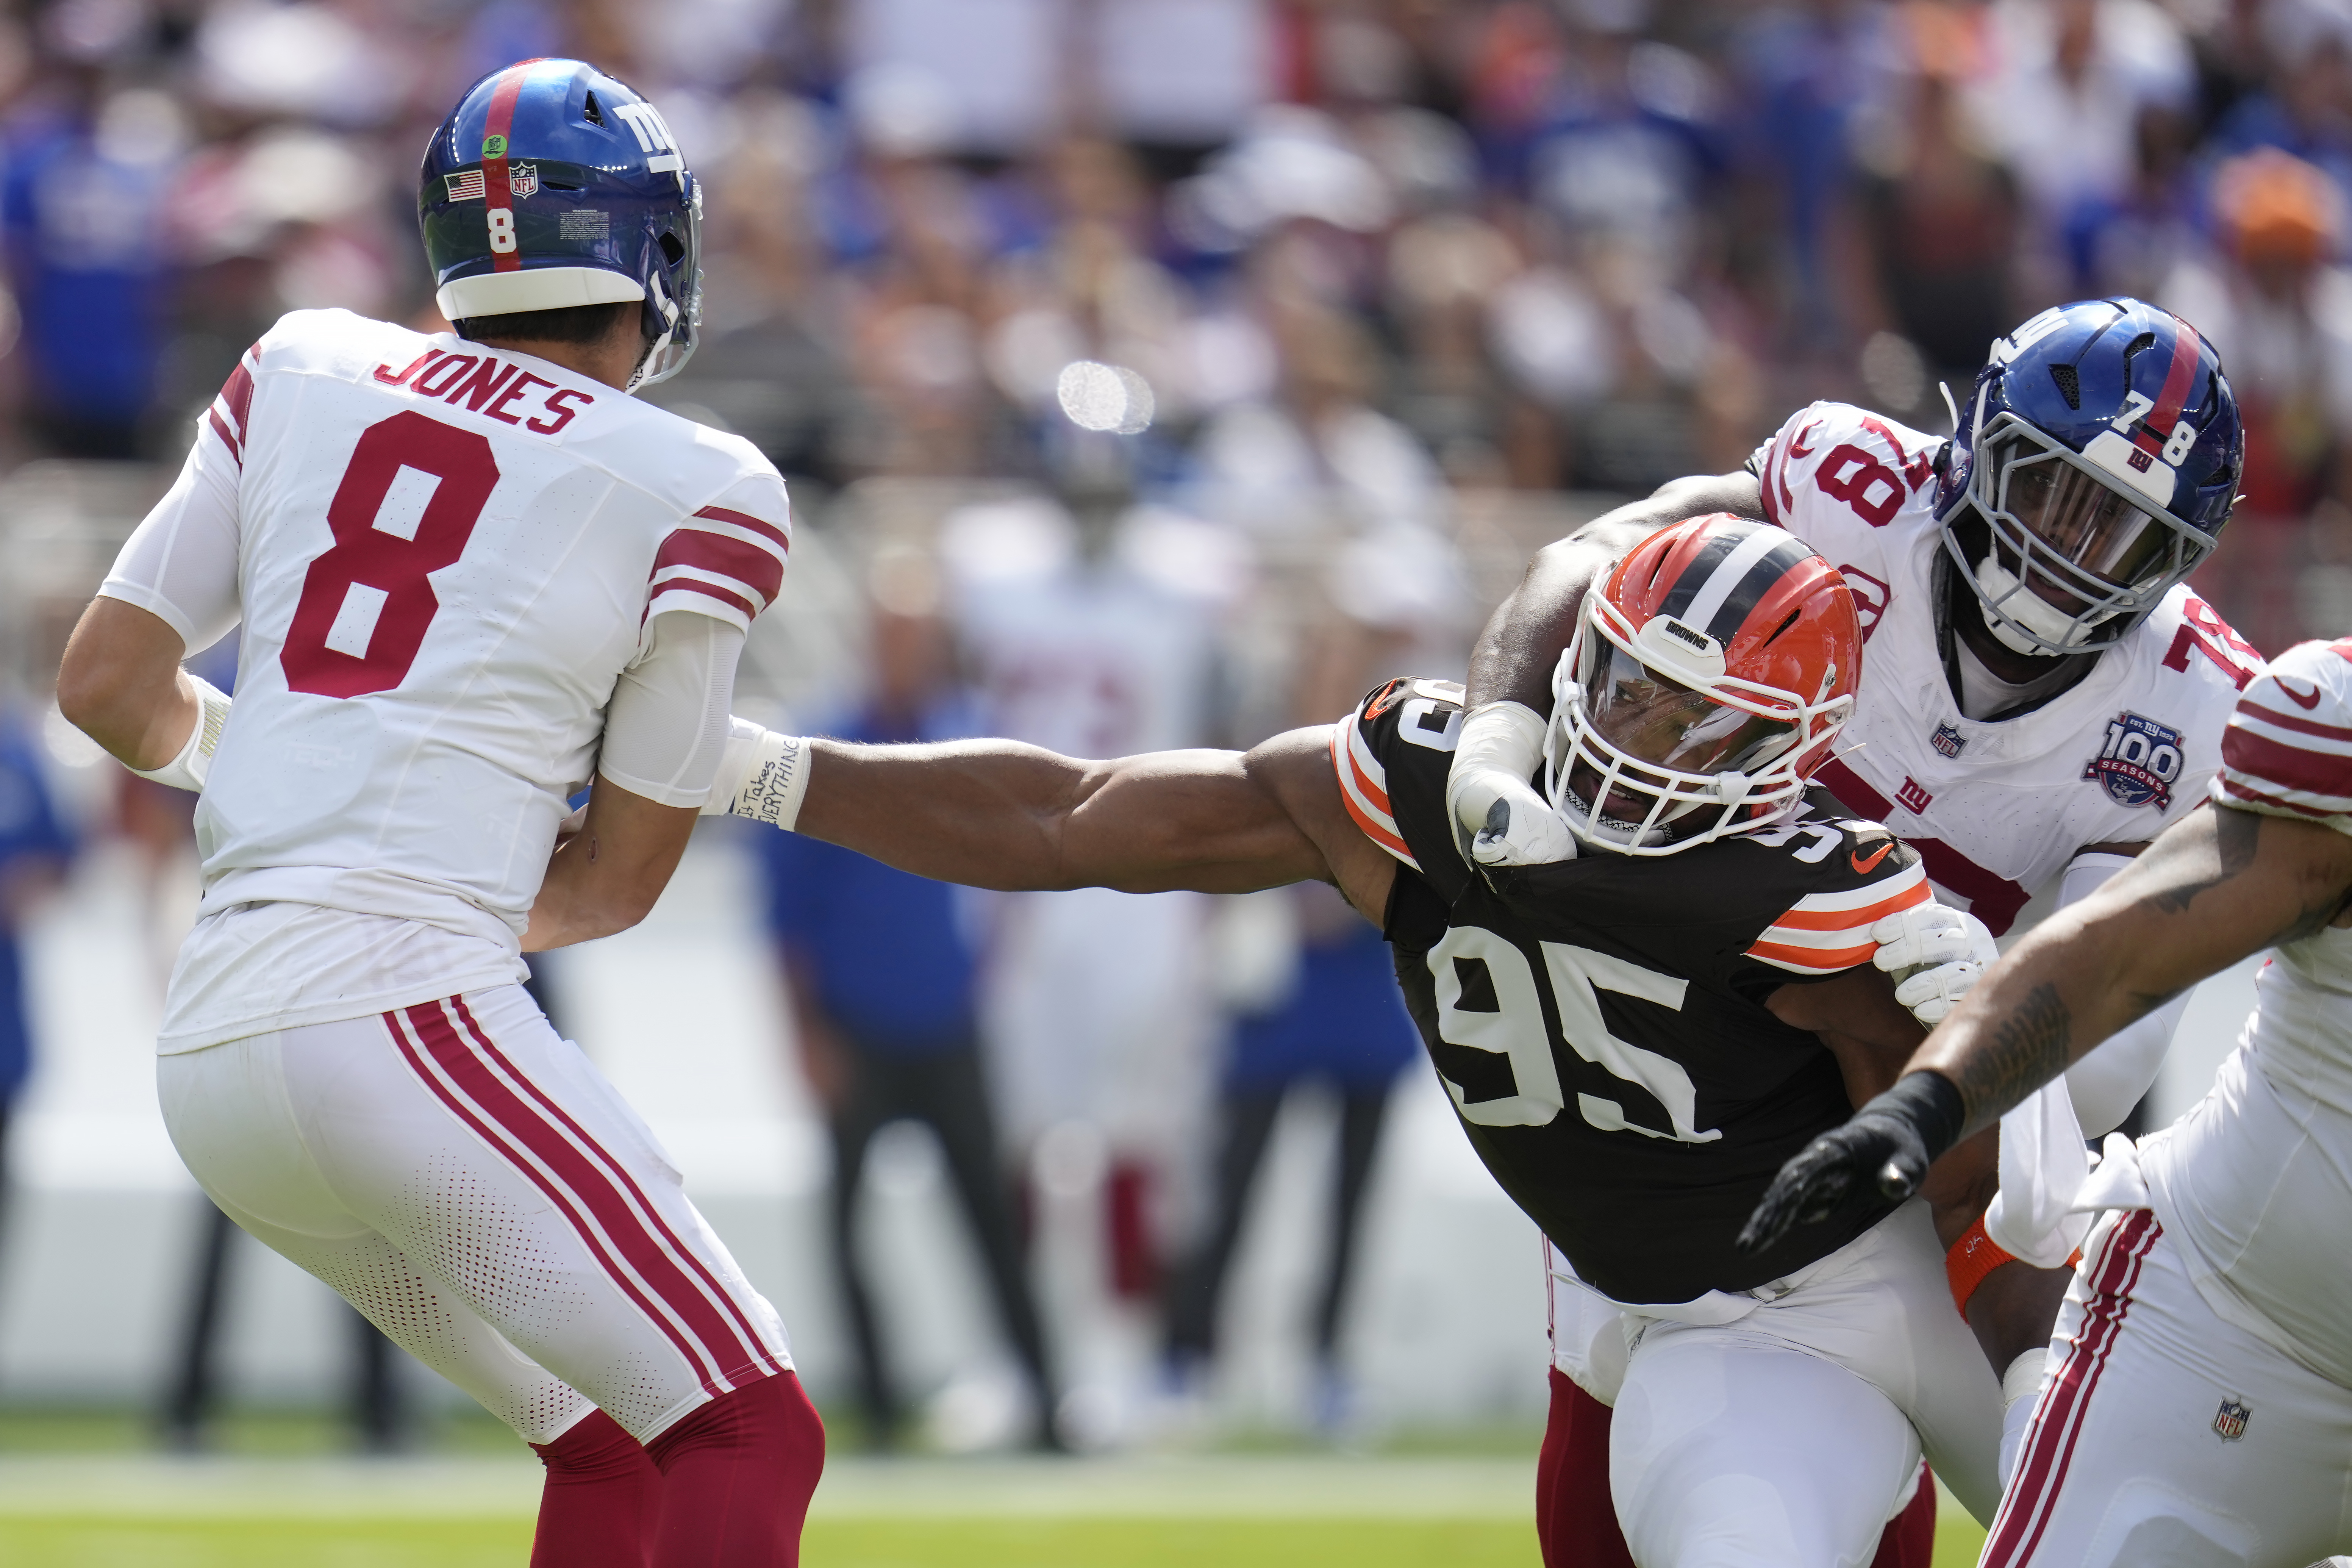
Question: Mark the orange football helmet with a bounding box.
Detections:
[1544,514,1861,854]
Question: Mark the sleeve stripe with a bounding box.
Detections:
[1746,870,1932,974]
[1756,862,1929,917]
[223,353,256,431]
[2236,699,2352,744]
[1748,938,1878,972]
[2216,774,2349,819]
[650,528,785,608]
[203,349,261,466]
[647,580,759,626]
[1344,722,1394,814]
[2220,725,2352,806]
[1329,721,1419,871]
[692,504,791,556]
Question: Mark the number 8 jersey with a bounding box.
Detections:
[100,308,790,1052]
[1338,677,1935,1307]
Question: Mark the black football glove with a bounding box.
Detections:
[1736,1071,1966,1256]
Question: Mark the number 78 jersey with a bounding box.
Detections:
[100,307,790,947]
[1336,678,1933,1307]
[1751,400,2256,933]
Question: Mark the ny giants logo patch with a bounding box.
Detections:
[2084,712,2184,809]
[1896,777,1933,815]
[1931,722,1964,759]
[2213,1395,2250,1442]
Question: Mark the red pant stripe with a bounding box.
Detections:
[446,994,783,1371]
[388,1002,768,1391]
[1980,1210,2161,1567]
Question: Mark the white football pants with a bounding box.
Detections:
[1555,1201,2002,1566]
[156,985,793,1445]
[1986,1208,2352,1568]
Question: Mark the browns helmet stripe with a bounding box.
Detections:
[1697,534,1819,645]
[1649,521,1820,646]
[1653,528,1747,622]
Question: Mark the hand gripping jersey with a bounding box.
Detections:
[102,309,789,1049]
[1338,678,1934,1305]
[2140,638,2352,1387]
[1750,402,2257,933]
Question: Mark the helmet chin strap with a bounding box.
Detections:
[1973,552,2111,656]
[626,275,683,393]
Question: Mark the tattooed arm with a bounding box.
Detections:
[1740,800,2352,1254]
[1913,801,2352,1137]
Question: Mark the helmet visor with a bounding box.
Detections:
[1582,641,1797,777]
[1990,431,2175,593]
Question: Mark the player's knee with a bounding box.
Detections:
[648,1372,826,1482]
[533,1407,653,1484]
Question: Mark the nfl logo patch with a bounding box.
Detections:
[508,163,540,199]
[1931,722,1964,759]
[2213,1396,2250,1442]
[2084,711,2185,809]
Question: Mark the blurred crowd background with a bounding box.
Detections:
[0,0,2337,1458]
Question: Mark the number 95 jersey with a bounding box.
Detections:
[1335,678,1935,1307]
[99,309,789,1037]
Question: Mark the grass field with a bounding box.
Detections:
[0,1405,1992,1566]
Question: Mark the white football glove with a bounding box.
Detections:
[1872,903,1999,1026]
[1446,702,1578,868]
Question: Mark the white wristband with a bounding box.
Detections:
[704,716,812,830]
[130,674,232,793]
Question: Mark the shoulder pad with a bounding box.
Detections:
[1331,678,1465,871]
[2141,589,2264,695]
[1757,401,1943,536]
[2214,638,2352,824]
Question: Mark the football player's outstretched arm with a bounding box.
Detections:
[1917,803,2352,1137]
[791,727,1400,923]
[1763,962,2071,1373]
[1744,802,2352,1255]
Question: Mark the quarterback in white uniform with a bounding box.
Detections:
[1749,636,2352,1568]
[1447,298,2250,1563]
[57,61,820,1568]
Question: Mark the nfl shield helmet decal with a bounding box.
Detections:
[508,163,541,199]
[2084,712,2184,808]
[2213,1395,2250,1442]
[1931,722,1964,759]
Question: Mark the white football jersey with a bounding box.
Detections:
[2141,639,2352,1384]
[101,309,789,1050]
[1751,402,2257,933]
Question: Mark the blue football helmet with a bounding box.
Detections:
[1935,298,2241,657]
[419,58,702,388]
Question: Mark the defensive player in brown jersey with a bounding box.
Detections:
[703,516,2039,1565]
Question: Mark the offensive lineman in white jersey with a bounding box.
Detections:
[55,61,820,1567]
[1746,636,2352,1567]
[1444,298,2252,1565]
